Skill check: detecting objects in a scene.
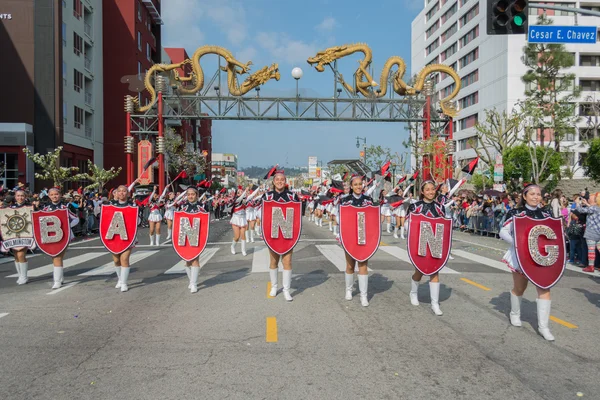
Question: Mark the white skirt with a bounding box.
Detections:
[380,205,392,217]
[308,201,314,209]
[318,204,325,211]
[148,211,163,222]
[255,207,262,219]
[164,208,175,220]
[393,208,406,217]
[246,207,257,221]
[230,212,248,227]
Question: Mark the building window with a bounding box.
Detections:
[460,25,479,48]
[441,2,458,24]
[426,2,440,21]
[459,47,479,68]
[426,55,440,66]
[459,0,471,6]
[426,20,440,39]
[138,1,142,21]
[440,42,457,61]
[73,32,83,56]
[459,113,478,130]
[441,22,458,43]
[74,69,83,92]
[580,54,600,67]
[138,31,142,50]
[73,0,82,19]
[74,106,83,129]
[462,69,479,87]
[440,82,456,97]
[426,38,440,55]
[459,91,478,109]
[459,3,479,27]
[146,42,151,61]
[62,23,67,47]
[138,61,142,79]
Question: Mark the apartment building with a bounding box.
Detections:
[411,0,600,177]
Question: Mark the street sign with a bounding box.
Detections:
[528,25,597,44]
[494,154,504,182]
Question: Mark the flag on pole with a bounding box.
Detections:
[461,157,479,175]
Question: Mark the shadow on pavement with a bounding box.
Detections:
[573,288,600,309]
[291,269,329,297]
[490,291,539,329]
[415,281,453,304]
[367,273,394,302]
[200,268,250,289]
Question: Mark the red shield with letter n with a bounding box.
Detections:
[407,213,453,276]
[513,215,566,289]
[99,205,139,254]
[261,200,302,255]
[339,205,381,262]
[32,209,70,257]
[172,210,210,261]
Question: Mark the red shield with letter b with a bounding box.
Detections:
[172,210,210,261]
[513,215,566,289]
[261,200,302,255]
[32,209,70,257]
[339,205,381,262]
[407,213,453,275]
[99,205,139,254]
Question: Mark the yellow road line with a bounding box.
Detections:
[266,282,275,299]
[266,317,278,342]
[380,241,388,246]
[550,315,578,329]
[460,278,491,291]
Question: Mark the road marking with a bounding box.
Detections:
[565,264,600,277]
[0,254,40,265]
[78,251,159,276]
[266,317,278,343]
[70,236,101,246]
[164,248,219,274]
[7,253,105,278]
[453,237,506,252]
[550,315,578,329]
[47,282,79,295]
[380,241,388,246]
[451,249,511,273]
[315,245,373,272]
[379,246,459,274]
[266,282,275,298]
[460,278,491,291]
[0,313,8,319]
[252,246,283,273]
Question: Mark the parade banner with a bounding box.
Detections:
[99,205,139,254]
[261,200,302,255]
[513,216,566,289]
[172,210,210,262]
[32,209,70,257]
[0,206,35,250]
[338,205,381,262]
[407,213,453,275]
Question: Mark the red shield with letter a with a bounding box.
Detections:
[32,209,70,257]
[407,213,453,275]
[99,205,139,254]
[513,215,566,289]
[261,200,302,255]
[172,210,210,261]
[339,205,381,262]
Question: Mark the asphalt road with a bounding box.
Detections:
[0,216,599,399]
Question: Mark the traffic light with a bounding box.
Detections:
[487,0,528,35]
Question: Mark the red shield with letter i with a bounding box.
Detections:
[338,205,381,262]
[407,213,453,275]
[172,210,210,261]
[261,200,302,255]
[32,209,70,257]
[99,205,139,254]
[513,215,566,289]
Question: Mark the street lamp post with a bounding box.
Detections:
[356,136,367,164]
[292,67,303,117]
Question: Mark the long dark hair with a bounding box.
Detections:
[419,180,435,200]
[517,184,540,208]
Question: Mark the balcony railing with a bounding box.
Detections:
[85,91,92,106]
[85,126,92,138]
[84,22,92,39]
[84,57,92,72]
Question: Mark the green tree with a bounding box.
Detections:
[503,144,563,190]
[582,138,600,183]
[364,145,407,176]
[23,146,86,188]
[164,129,206,178]
[83,160,122,191]
[471,173,494,192]
[469,108,520,168]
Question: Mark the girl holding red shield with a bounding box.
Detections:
[5,190,34,285]
[407,181,447,316]
[500,185,555,341]
[109,185,136,292]
[178,187,206,293]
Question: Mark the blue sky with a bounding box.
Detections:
[162,0,423,168]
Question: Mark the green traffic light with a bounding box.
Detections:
[513,14,525,26]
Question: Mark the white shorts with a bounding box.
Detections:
[230,212,248,227]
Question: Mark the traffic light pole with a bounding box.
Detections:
[529,3,600,18]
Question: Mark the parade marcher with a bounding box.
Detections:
[230,187,249,256]
[262,170,301,301]
[148,186,166,246]
[245,186,258,243]
[380,189,393,234]
[164,192,176,240]
[499,184,558,341]
[4,190,34,285]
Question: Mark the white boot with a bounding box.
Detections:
[537,299,555,341]
[400,226,406,239]
[52,266,63,289]
[329,221,333,231]
[120,267,129,292]
[429,281,443,316]
[114,266,122,289]
[155,234,161,245]
[358,274,369,307]
[19,262,28,285]
[386,223,391,233]
[185,266,192,289]
[269,269,278,297]
[282,269,293,301]
[241,240,247,256]
[190,266,200,293]
[333,225,338,236]
[319,218,323,227]
[250,230,255,243]
[149,235,154,246]
[393,227,399,239]
[345,273,354,301]
[410,279,420,306]
[14,262,23,285]
[510,292,522,327]
[166,229,172,240]
[231,240,236,255]
[245,230,249,243]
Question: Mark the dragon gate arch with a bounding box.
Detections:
[125,44,462,190]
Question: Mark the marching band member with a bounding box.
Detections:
[109,185,136,292]
[264,170,300,302]
[164,192,176,240]
[380,189,393,234]
[246,186,257,243]
[407,180,446,315]
[499,184,555,341]
[41,188,80,289]
[6,190,32,285]
[179,187,206,293]
[230,186,249,256]
[341,175,374,307]
[148,186,166,246]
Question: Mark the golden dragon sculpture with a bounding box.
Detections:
[136,45,280,112]
[307,44,461,117]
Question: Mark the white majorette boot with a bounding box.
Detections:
[250,230,255,243]
[386,223,391,234]
[114,266,122,289]
[245,230,249,243]
[410,279,420,306]
[429,281,443,316]
[393,227,399,239]
[400,226,406,239]
[269,269,278,297]
[319,218,323,227]
[52,266,63,289]
[166,229,172,240]
[537,299,555,341]
[149,235,154,246]
[185,266,192,289]
[19,262,28,285]
[358,274,369,307]
[155,234,161,245]
[509,292,522,327]
[190,266,200,293]
[333,225,338,236]
[14,261,22,285]
[345,273,354,301]
[241,240,247,256]
[230,240,236,255]
[282,269,293,301]
[329,221,333,231]
[120,267,130,292]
